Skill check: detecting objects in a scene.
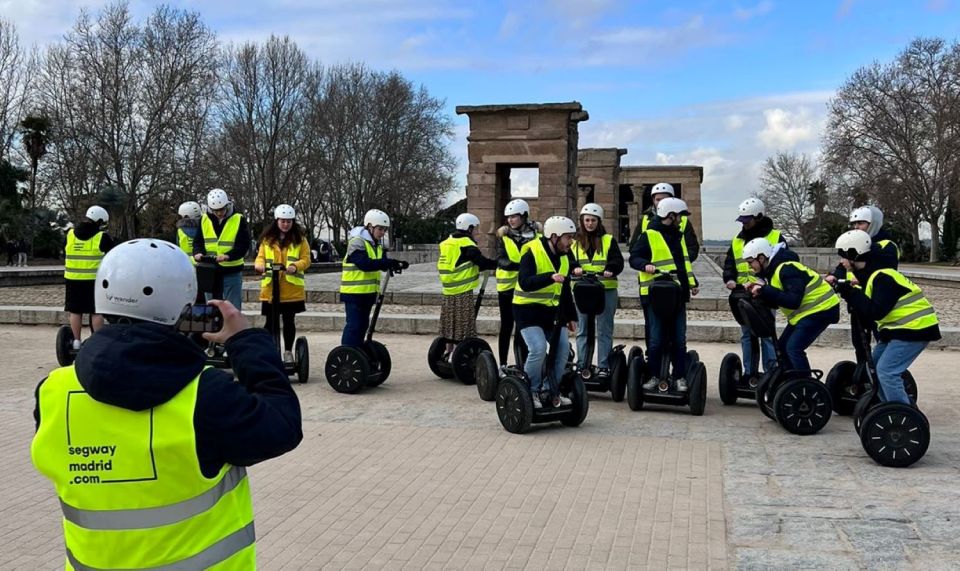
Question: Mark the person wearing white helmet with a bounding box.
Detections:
[175,201,203,262]
[340,208,408,347]
[514,215,583,409]
[495,198,540,367]
[436,213,498,356]
[254,204,311,363]
[742,235,840,372]
[571,203,624,376]
[629,182,701,263]
[827,205,899,287]
[723,197,787,381]
[833,230,940,405]
[193,189,251,310]
[32,239,302,569]
[629,197,700,392]
[63,205,116,350]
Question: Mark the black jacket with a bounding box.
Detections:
[722,217,786,283]
[573,232,624,276]
[630,209,700,262]
[192,209,252,274]
[70,221,115,254]
[757,249,839,325]
[514,237,578,331]
[34,323,303,478]
[831,228,899,280]
[449,230,498,272]
[840,266,941,343]
[629,216,699,305]
[496,224,539,272]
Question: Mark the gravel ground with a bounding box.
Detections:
[3,283,958,326]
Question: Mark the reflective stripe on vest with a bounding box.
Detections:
[637,230,696,298]
[176,228,196,266]
[437,235,480,296]
[865,269,939,331]
[64,230,104,281]
[340,238,382,295]
[731,230,780,285]
[201,213,244,267]
[513,240,569,307]
[770,261,840,325]
[641,213,688,233]
[30,366,256,569]
[496,236,522,292]
[261,241,306,289]
[571,234,617,289]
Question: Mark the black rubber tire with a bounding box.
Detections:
[627,357,645,411]
[902,370,919,404]
[825,360,858,415]
[686,349,700,364]
[609,350,627,403]
[718,353,741,406]
[852,393,873,435]
[627,345,642,367]
[427,336,454,379]
[294,336,309,384]
[689,363,707,416]
[773,379,832,435]
[859,403,929,467]
[755,374,777,420]
[365,340,391,386]
[451,337,491,385]
[496,376,533,434]
[324,346,370,394]
[475,350,499,402]
[56,325,75,367]
[562,376,589,427]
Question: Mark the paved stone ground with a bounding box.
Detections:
[2,326,960,569]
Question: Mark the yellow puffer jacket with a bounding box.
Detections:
[256,238,311,303]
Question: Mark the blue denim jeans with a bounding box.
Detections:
[646,306,687,379]
[577,289,618,369]
[740,323,776,376]
[205,271,243,310]
[342,298,375,347]
[521,325,570,395]
[777,306,839,371]
[872,340,927,405]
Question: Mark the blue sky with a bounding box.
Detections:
[5,0,959,238]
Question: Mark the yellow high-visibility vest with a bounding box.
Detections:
[513,239,569,307]
[637,230,696,298]
[571,234,617,289]
[201,213,244,268]
[340,238,382,295]
[865,269,938,332]
[641,213,688,233]
[437,235,480,296]
[261,241,305,289]
[64,230,104,281]
[731,230,781,285]
[769,261,840,325]
[177,228,196,266]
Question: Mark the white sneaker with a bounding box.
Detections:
[283,350,294,363]
[675,378,689,392]
[531,393,543,409]
[642,377,658,391]
[558,395,573,406]
[71,339,81,351]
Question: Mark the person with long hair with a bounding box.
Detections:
[255,204,311,363]
[571,203,623,377]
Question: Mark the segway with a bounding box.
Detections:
[738,296,833,435]
[625,272,707,415]
[55,325,83,366]
[476,318,573,402]
[323,267,398,393]
[427,272,493,385]
[194,255,230,369]
[495,312,589,434]
[570,272,627,401]
[265,263,309,383]
[718,286,764,405]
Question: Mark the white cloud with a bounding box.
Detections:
[725,114,745,131]
[499,11,521,38]
[757,107,817,149]
[734,1,774,21]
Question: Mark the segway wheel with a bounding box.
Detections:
[561,376,589,427]
[451,337,491,385]
[475,350,499,402]
[324,346,370,394]
[718,353,742,406]
[627,345,642,367]
[689,362,707,416]
[773,379,832,435]
[825,360,857,415]
[496,376,533,434]
[859,403,929,468]
[427,336,454,379]
[754,375,777,420]
[294,336,309,384]
[852,393,872,435]
[902,371,919,404]
[56,325,75,367]
[364,340,392,386]
[609,350,627,403]
[626,357,645,411]
[686,349,699,364]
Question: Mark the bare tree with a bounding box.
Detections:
[0,18,25,157]
[757,150,817,245]
[824,37,960,262]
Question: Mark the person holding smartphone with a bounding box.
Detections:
[31,239,302,569]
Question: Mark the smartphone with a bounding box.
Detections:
[176,304,224,333]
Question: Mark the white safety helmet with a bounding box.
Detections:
[206,188,230,210]
[504,199,530,218]
[579,203,604,220]
[849,206,873,226]
[85,205,109,224]
[836,229,872,260]
[274,204,296,220]
[177,201,202,220]
[95,239,197,326]
[455,213,481,231]
[543,216,577,239]
[651,182,675,197]
[737,197,765,220]
[363,209,390,228]
[656,197,688,218]
[742,237,775,262]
